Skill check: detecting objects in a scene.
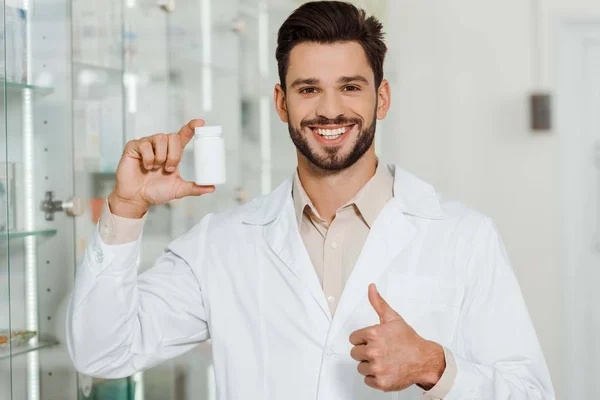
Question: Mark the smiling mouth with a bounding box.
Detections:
[310,125,354,140]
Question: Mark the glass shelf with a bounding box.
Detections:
[73,61,123,83]
[0,334,59,361]
[169,63,237,82]
[73,62,124,100]
[73,61,123,74]
[0,229,57,239]
[1,80,54,96]
[90,170,117,177]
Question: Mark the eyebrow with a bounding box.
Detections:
[289,75,370,88]
[290,77,319,88]
[338,75,370,85]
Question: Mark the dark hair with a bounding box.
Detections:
[276,1,387,91]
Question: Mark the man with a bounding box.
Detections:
[67,2,555,399]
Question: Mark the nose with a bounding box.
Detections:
[315,91,344,121]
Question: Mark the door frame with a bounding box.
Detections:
[556,17,600,400]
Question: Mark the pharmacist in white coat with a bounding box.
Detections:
[67,2,555,399]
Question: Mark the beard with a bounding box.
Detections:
[288,108,377,172]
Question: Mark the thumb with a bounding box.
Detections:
[175,179,215,199]
[178,119,206,148]
[368,283,401,324]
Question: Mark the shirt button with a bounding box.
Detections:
[102,225,111,236]
[326,349,336,358]
[330,242,338,249]
[327,296,335,304]
[94,249,104,263]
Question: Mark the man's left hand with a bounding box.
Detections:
[349,283,446,392]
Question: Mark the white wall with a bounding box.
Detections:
[382,1,600,398]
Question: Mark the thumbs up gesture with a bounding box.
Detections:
[349,284,446,392]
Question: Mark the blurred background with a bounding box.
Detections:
[0,0,598,399]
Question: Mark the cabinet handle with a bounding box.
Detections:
[158,0,175,12]
[595,141,600,253]
[40,191,86,221]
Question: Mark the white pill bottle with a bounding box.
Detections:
[193,125,226,185]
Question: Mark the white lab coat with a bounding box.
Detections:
[67,165,555,399]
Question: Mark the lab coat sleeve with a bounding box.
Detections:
[445,218,555,400]
[66,214,212,379]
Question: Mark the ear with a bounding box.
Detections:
[376,79,391,120]
[274,84,289,123]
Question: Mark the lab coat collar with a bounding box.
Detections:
[242,164,446,226]
[241,164,445,325]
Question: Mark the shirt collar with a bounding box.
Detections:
[242,164,446,226]
[291,162,394,228]
[352,163,394,227]
[292,171,318,227]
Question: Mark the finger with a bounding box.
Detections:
[138,140,155,170]
[178,119,205,148]
[175,180,215,199]
[165,134,182,172]
[152,134,168,168]
[349,329,368,346]
[350,326,378,346]
[357,361,374,377]
[368,283,401,324]
[350,345,369,361]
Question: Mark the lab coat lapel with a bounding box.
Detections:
[265,195,332,322]
[245,166,446,337]
[328,198,417,340]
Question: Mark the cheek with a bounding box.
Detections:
[346,96,376,119]
[287,101,313,126]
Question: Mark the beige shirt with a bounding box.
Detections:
[292,163,394,314]
[98,164,456,399]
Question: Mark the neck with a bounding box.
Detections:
[297,149,378,224]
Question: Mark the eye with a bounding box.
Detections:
[300,87,318,94]
[343,85,360,92]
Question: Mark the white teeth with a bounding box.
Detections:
[315,127,347,136]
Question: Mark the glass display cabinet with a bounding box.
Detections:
[0,0,297,398]
[0,0,390,398]
[2,0,79,399]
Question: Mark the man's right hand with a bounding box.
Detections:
[108,119,215,219]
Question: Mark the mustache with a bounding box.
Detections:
[300,116,362,129]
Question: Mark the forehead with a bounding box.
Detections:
[286,41,374,85]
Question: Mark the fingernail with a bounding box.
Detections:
[166,166,175,172]
[145,165,152,170]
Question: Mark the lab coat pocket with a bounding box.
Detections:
[384,275,464,347]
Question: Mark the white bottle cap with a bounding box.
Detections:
[195,125,222,137]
